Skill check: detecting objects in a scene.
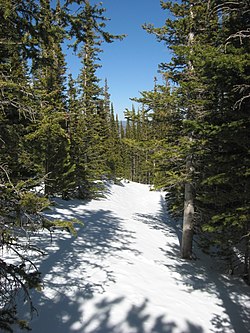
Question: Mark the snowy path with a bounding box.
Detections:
[17,181,249,333]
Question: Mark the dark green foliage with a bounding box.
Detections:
[0,170,81,331]
[131,83,185,215]
[0,3,46,326]
[0,0,39,182]
[106,104,123,179]
[122,104,156,184]
[29,0,70,196]
[0,1,124,331]
[65,1,125,198]
[137,0,250,280]
[0,172,46,332]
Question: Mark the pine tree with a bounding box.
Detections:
[28,0,70,196]
[0,2,80,330]
[64,0,125,197]
[0,0,39,182]
[133,78,184,208]
[143,0,250,278]
[0,1,49,329]
[106,100,123,180]
[142,1,216,258]
[121,105,152,183]
[193,0,250,281]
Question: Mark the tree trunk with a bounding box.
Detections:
[181,180,194,259]
[181,3,195,259]
[244,235,250,284]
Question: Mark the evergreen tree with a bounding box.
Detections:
[106,101,123,180]
[0,1,48,329]
[193,0,250,280]
[122,105,152,183]
[28,0,70,196]
[65,0,125,197]
[0,0,39,182]
[143,0,250,278]
[133,79,184,196]
[0,2,79,330]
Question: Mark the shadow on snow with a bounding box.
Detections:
[16,193,249,333]
[134,195,250,333]
[22,294,204,333]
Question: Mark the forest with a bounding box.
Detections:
[0,0,249,331]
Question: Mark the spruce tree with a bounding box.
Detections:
[65,0,125,197]
[0,2,79,330]
[143,0,250,278]
[28,0,70,196]
[193,0,250,280]
[0,1,49,329]
[0,0,39,182]
[133,79,184,196]
[105,99,123,180]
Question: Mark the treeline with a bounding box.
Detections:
[0,0,127,330]
[0,0,127,200]
[123,0,250,284]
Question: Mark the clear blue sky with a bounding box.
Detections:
[64,0,171,119]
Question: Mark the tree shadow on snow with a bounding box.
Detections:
[16,198,203,333]
[134,195,250,333]
[17,203,140,332]
[78,296,204,333]
[18,293,205,333]
[16,194,250,333]
[134,195,182,243]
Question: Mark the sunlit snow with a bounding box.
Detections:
[13,181,250,333]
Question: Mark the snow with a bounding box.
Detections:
[12,181,250,332]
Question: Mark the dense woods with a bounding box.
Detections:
[0,0,249,331]
[140,0,250,279]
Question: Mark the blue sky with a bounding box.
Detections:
[64,0,171,119]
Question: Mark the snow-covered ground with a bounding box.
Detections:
[15,181,250,332]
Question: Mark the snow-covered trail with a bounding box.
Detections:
[17,181,249,333]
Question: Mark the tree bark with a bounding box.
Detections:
[181,179,194,259]
[181,2,195,259]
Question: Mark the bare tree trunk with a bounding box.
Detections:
[181,3,195,259]
[181,165,194,259]
[244,234,250,284]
